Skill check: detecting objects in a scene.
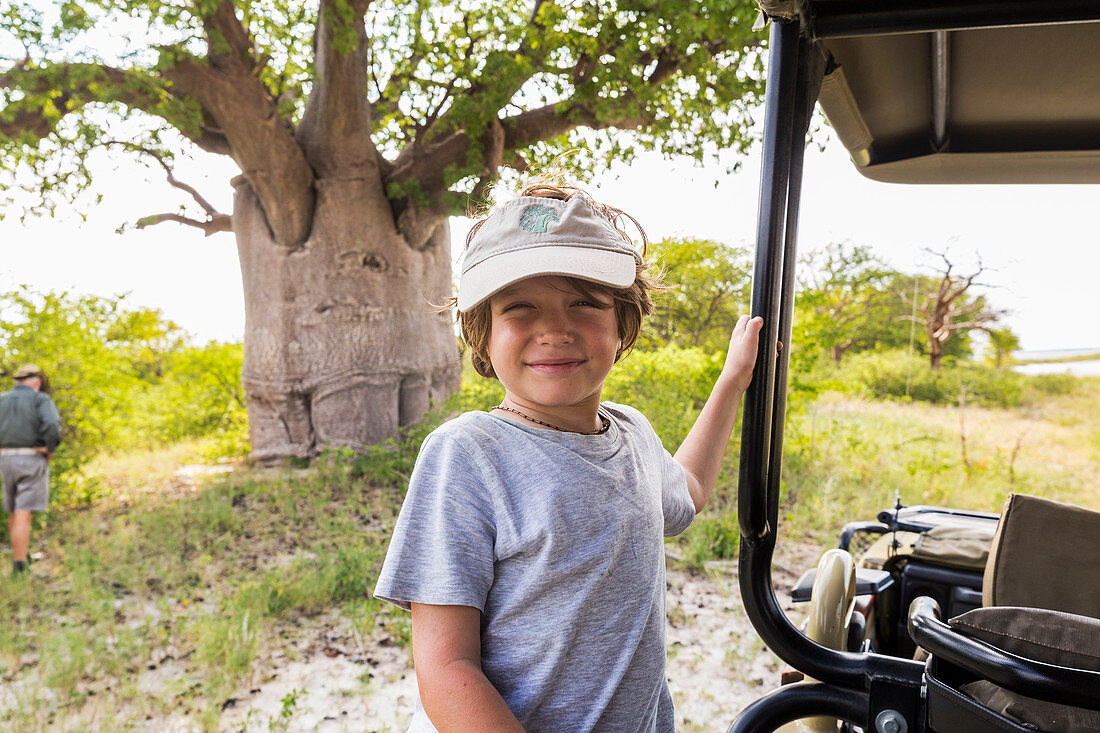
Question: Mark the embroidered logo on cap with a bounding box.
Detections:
[519,204,560,233]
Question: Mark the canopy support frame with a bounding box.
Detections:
[734,16,925,731]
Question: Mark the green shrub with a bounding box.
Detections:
[451,366,505,413]
[838,350,1026,408]
[604,345,723,448]
[1027,372,1080,397]
[0,288,248,503]
[683,512,741,567]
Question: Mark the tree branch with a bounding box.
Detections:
[136,212,233,236]
[107,140,228,219]
[163,12,315,247]
[203,0,256,64]
[393,2,556,168]
[0,61,232,155]
[297,0,379,178]
[370,1,428,121]
[386,7,723,227]
[100,140,233,236]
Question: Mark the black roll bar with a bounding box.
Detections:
[728,683,869,733]
[735,16,924,694]
[738,17,797,549]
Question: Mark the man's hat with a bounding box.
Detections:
[13,364,44,380]
[457,195,642,312]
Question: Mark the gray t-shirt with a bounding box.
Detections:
[373,402,695,732]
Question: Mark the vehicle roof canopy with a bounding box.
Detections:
[760,1,1100,183]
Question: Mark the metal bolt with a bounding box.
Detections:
[875,710,907,733]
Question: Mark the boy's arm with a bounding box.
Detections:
[410,603,525,732]
[673,315,763,513]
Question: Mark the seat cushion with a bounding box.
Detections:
[950,606,1100,671]
[951,606,1100,731]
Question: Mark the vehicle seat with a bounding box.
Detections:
[981,493,1100,616]
[947,494,1100,731]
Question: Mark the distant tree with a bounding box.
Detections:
[795,242,905,364]
[643,238,752,353]
[904,250,1003,369]
[985,327,1021,368]
[1,1,765,460]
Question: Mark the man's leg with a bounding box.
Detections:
[9,509,31,562]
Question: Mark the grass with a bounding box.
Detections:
[666,374,1100,564]
[0,446,410,731]
[774,378,1100,538]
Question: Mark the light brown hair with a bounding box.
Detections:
[455,181,663,380]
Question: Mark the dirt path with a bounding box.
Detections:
[213,541,823,733]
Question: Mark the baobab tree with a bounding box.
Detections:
[905,250,1002,369]
[1,1,763,460]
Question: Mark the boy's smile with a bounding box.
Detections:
[488,276,619,432]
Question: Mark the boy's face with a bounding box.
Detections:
[487,276,619,414]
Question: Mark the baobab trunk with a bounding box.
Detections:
[928,329,945,370]
[232,177,460,463]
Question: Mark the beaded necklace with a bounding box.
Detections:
[493,404,611,435]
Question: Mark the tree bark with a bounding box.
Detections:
[233,176,459,462]
[928,329,944,370]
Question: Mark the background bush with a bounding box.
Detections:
[832,349,1027,408]
[0,288,247,505]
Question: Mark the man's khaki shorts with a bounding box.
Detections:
[1,454,50,512]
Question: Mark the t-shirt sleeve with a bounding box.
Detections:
[659,445,694,537]
[373,431,497,612]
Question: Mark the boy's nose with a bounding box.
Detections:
[535,313,575,344]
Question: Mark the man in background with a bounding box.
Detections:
[0,364,61,576]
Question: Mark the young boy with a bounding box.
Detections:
[373,183,763,732]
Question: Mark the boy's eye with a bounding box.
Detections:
[501,302,531,312]
[574,299,608,309]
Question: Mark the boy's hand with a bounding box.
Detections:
[720,315,765,392]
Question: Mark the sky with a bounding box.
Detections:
[2,125,1098,354]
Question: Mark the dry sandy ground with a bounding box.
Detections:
[210,543,821,733]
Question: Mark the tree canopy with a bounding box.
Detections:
[795,241,906,364]
[1,0,764,235]
[643,236,752,353]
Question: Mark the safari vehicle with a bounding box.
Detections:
[729,2,1100,732]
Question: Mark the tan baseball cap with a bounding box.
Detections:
[13,364,44,380]
[457,195,642,312]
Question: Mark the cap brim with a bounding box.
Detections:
[458,245,637,312]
